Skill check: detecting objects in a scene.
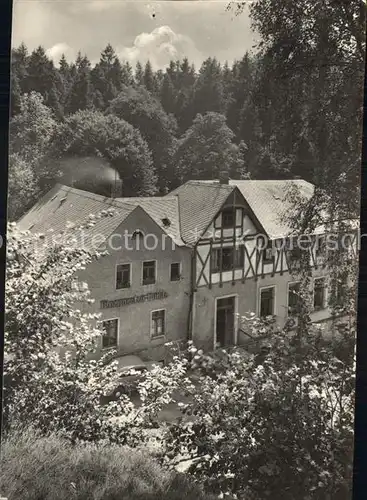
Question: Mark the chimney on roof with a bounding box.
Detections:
[111,179,123,198]
[219,170,229,185]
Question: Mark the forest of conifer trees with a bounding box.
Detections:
[8,0,364,222]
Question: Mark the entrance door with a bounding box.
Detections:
[216,296,236,348]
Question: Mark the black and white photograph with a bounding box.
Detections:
[0,0,365,499]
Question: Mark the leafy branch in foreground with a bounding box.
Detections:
[162,327,355,500]
[3,223,185,445]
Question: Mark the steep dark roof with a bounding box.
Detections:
[168,181,236,245]
[18,178,320,253]
[229,179,315,238]
[17,184,185,249]
[116,196,183,246]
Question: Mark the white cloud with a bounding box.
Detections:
[118,25,203,70]
[46,43,74,64]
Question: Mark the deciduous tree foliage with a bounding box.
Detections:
[51,109,157,196]
[4,222,130,443]
[7,154,37,221]
[163,326,355,500]
[108,86,177,193]
[230,0,364,215]
[8,92,61,218]
[172,112,248,185]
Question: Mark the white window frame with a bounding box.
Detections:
[258,285,277,318]
[150,308,166,339]
[262,239,275,264]
[221,208,236,229]
[170,262,181,281]
[313,276,328,311]
[101,317,119,350]
[286,281,301,317]
[115,262,131,290]
[142,259,157,286]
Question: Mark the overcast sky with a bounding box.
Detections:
[12,0,258,70]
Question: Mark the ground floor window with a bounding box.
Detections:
[288,282,300,316]
[313,277,327,310]
[102,319,118,349]
[151,309,165,338]
[260,287,275,317]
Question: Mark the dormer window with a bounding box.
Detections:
[221,208,235,229]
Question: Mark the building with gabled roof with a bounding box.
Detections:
[17,175,357,361]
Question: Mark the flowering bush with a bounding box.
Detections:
[4,222,193,446]
[163,329,355,500]
[4,222,127,442]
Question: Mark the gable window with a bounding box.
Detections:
[132,229,144,239]
[314,277,327,310]
[132,230,145,249]
[288,282,300,316]
[221,208,235,229]
[151,309,165,338]
[211,246,244,273]
[263,240,274,264]
[116,263,131,289]
[260,287,275,317]
[102,319,118,349]
[142,260,156,285]
[170,262,181,281]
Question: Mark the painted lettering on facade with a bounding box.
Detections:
[100,291,168,309]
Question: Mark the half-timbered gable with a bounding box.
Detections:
[169,178,358,352]
[194,187,266,288]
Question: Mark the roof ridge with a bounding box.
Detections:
[173,192,187,246]
[117,196,178,202]
[187,180,233,187]
[57,184,144,211]
[230,178,313,184]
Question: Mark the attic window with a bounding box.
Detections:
[132,229,145,239]
[162,218,171,227]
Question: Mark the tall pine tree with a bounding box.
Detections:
[66,53,93,114]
